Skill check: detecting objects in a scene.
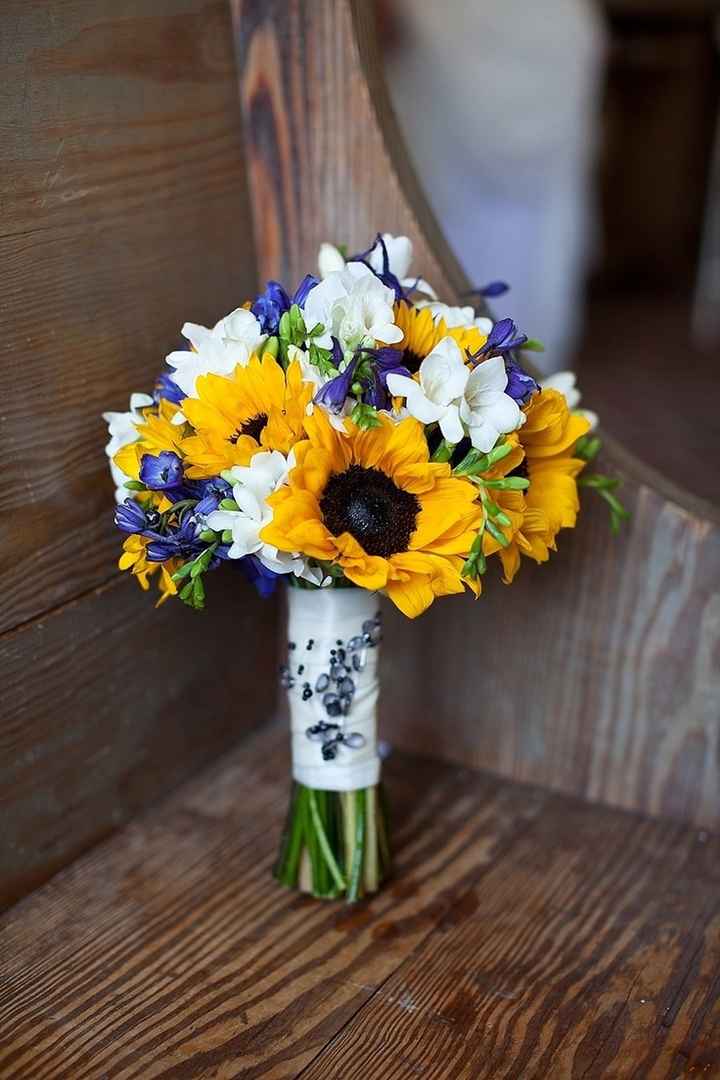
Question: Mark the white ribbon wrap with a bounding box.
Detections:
[286,588,381,791]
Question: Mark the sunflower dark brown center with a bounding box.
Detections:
[402,348,424,376]
[229,413,268,444]
[320,464,420,557]
[509,457,529,481]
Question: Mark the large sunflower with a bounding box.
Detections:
[484,389,590,582]
[181,354,313,478]
[393,302,486,375]
[261,409,483,617]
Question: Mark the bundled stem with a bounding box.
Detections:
[274,782,390,901]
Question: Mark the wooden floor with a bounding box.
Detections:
[1,725,719,1079]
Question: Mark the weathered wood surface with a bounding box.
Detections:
[234,0,720,828]
[1,0,257,633]
[1,724,718,1079]
[0,577,278,911]
[0,0,280,909]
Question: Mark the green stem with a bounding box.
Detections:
[364,787,378,893]
[308,790,347,893]
[347,789,366,902]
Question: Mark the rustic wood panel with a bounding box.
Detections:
[1,724,718,1078]
[0,577,278,911]
[234,0,720,828]
[381,479,720,829]
[0,0,258,633]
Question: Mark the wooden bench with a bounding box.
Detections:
[2,2,719,1076]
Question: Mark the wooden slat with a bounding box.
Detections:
[0,0,258,633]
[381,481,720,829]
[233,0,720,829]
[0,577,278,910]
[1,725,718,1078]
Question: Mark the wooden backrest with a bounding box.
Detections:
[0,0,279,910]
[234,0,720,828]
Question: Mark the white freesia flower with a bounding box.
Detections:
[318,242,347,278]
[317,233,436,298]
[166,307,265,399]
[102,392,153,502]
[460,355,524,452]
[303,262,403,351]
[387,336,468,443]
[207,451,322,584]
[543,370,598,430]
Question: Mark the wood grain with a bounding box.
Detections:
[0,0,258,633]
[234,0,720,828]
[1,724,718,1078]
[0,576,278,911]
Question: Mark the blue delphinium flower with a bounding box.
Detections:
[251,274,319,334]
[315,344,411,414]
[363,348,411,410]
[504,356,539,406]
[153,371,185,405]
[115,499,153,534]
[477,317,528,358]
[139,451,184,491]
[238,554,280,598]
[349,234,406,301]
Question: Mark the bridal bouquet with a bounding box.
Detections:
[104,233,625,901]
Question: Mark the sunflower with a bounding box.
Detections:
[112,399,185,483]
[393,302,487,375]
[484,389,590,582]
[118,535,179,606]
[181,354,313,479]
[260,409,483,617]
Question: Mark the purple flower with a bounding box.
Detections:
[115,499,151,534]
[476,318,528,359]
[251,281,291,335]
[145,515,203,562]
[504,357,539,405]
[314,345,411,414]
[349,234,406,300]
[315,354,359,413]
[240,554,280,598]
[465,280,510,299]
[139,451,184,491]
[153,371,185,405]
[364,348,411,410]
[251,275,319,334]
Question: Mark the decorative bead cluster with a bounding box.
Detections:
[279,610,382,762]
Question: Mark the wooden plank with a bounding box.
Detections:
[0,728,548,1078]
[307,786,720,1079]
[0,0,258,633]
[234,0,720,829]
[1,726,718,1078]
[381,480,720,830]
[0,576,278,910]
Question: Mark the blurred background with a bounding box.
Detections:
[379,0,720,503]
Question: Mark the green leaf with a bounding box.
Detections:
[198,529,218,543]
[522,338,545,352]
[221,529,233,543]
[171,562,193,582]
[218,498,239,512]
[124,480,147,492]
